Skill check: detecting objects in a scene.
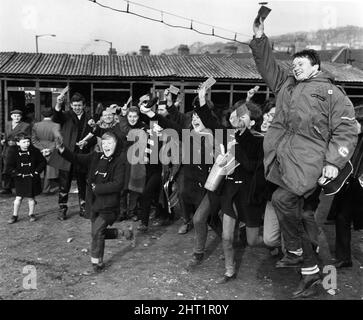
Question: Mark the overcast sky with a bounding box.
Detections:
[1,0,362,55]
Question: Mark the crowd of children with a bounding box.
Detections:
[1,16,363,296]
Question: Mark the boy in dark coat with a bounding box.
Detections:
[6,133,47,223]
[56,132,131,273]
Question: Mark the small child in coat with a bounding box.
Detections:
[56,131,134,273]
[6,133,47,224]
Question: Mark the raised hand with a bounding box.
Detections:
[198,85,207,107]
[246,86,260,102]
[165,89,173,106]
[88,119,96,127]
[253,16,264,38]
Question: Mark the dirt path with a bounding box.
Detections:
[0,192,362,300]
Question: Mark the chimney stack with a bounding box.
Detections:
[108,48,117,56]
[178,44,190,55]
[140,45,150,56]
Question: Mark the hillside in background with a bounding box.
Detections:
[161,25,363,54]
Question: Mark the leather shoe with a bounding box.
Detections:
[178,222,192,234]
[8,215,18,224]
[92,262,105,273]
[0,189,12,195]
[185,253,204,271]
[79,203,86,217]
[57,207,67,221]
[216,273,236,284]
[137,223,148,232]
[334,260,352,269]
[292,273,321,298]
[82,263,105,276]
[276,253,303,268]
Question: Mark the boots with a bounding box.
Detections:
[58,206,68,221]
[79,202,88,218]
[276,251,303,268]
[292,272,321,298]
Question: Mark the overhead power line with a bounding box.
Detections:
[89,0,251,46]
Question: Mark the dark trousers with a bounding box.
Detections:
[139,170,164,226]
[1,173,13,190]
[333,179,363,261]
[271,187,318,269]
[58,168,87,207]
[91,211,118,262]
[120,190,140,217]
[176,167,191,223]
[193,193,223,254]
[177,168,206,224]
[1,146,15,190]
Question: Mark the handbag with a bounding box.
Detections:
[163,179,179,213]
[318,160,353,196]
[204,152,240,192]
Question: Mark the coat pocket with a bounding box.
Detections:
[311,93,326,102]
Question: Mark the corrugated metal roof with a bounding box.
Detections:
[0,52,363,82]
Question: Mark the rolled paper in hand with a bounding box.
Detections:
[193,77,216,93]
[125,96,132,107]
[168,85,180,95]
[139,94,150,104]
[254,5,271,26]
[204,152,240,191]
[59,85,69,98]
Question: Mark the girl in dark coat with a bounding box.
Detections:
[119,106,147,221]
[57,131,130,273]
[188,100,267,280]
[6,133,46,223]
[165,89,223,235]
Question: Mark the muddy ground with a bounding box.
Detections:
[0,187,362,300]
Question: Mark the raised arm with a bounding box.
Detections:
[52,95,66,124]
[57,143,93,168]
[249,18,289,94]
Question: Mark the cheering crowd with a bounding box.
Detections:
[1,17,363,299]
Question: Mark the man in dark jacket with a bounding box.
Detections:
[1,109,31,195]
[250,17,358,298]
[49,92,96,220]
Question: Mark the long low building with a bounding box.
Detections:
[1,51,363,131]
